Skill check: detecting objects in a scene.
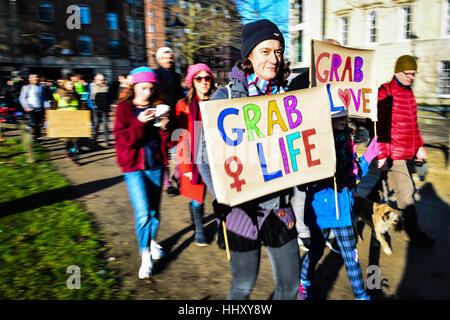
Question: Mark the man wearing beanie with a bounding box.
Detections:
[368,54,435,248]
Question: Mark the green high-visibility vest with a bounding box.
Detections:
[53,93,79,110]
[73,82,87,94]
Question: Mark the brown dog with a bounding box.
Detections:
[353,196,404,255]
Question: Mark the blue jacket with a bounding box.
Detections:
[305,155,370,229]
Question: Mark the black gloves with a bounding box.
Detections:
[212,199,232,220]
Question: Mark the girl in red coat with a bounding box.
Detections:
[114,67,169,279]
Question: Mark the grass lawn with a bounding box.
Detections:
[0,139,128,299]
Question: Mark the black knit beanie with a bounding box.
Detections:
[241,19,285,59]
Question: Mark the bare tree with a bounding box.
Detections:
[169,1,242,65]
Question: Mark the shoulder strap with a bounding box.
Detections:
[226,84,231,99]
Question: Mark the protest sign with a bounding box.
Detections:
[199,85,336,207]
[310,40,377,121]
[45,110,91,138]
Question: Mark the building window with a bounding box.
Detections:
[400,5,412,40]
[128,17,134,33]
[298,0,303,23]
[149,24,155,33]
[79,6,90,24]
[150,39,156,48]
[148,9,154,18]
[367,11,377,43]
[297,30,302,62]
[109,40,120,58]
[339,16,348,46]
[438,61,450,96]
[38,2,54,22]
[78,36,93,56]
[107,13,119,30]
[136,21,145,43]
[165,12,171,25]
[40,34,55,55]
[138,47,145,61]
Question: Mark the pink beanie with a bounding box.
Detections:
[185,63,213,88]
[130,66,158,84]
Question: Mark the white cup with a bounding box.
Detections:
[154,104,171,127]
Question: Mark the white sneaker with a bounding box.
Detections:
[138,248,153,279]
[150,240,165,260]
[297,238,309,252]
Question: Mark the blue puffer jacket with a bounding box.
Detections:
[305,155,370,229]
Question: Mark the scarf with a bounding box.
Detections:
[334,128,360,191]
[246,73,285,96]
[188,97,203,185]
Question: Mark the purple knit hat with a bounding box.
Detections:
[130,66,158,84]
[185,63,213,88]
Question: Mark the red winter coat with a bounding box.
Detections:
[376,78,424,160]
[113,100,163,173]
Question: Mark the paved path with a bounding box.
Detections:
[6,118,448,300]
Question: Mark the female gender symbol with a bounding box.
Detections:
[224,156,246,192]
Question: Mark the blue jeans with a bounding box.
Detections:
[124,169,162,252]
[92,108,109,143]
[27,109,44,140]
[228,238,300,300]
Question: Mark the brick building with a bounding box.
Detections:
[144,0,166,68]
[0,0,147,81]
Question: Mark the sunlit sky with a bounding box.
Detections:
[234,0,290,50]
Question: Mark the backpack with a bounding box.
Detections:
[94,91,109,110]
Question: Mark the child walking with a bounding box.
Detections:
[113,67,168,279]
[298,110,379,300]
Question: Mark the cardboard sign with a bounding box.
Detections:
[310,40,378,121]
[199,85,336,207]
[45,110,91,138]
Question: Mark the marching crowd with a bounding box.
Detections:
[0,19,435,300]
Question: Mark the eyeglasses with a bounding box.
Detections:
[402,71,417,77]
[193,76,212,83]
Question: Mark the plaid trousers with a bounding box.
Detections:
[300,226,366,299]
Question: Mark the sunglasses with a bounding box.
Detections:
[402,71,417,77]
[193,76,212,83]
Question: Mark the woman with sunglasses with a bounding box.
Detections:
[197,20,299,300]
[175,63,216,246]
[114,67,168,279]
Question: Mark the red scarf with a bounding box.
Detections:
[188,97,203,185]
